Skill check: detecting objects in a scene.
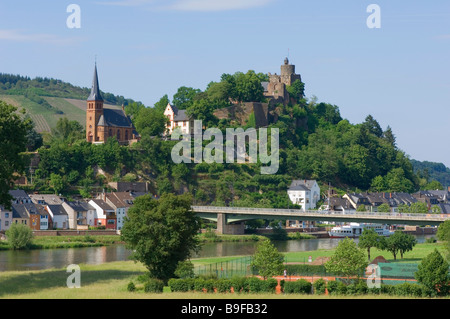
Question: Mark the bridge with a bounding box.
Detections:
[191,206,450,235]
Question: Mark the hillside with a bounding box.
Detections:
[2,70,449,206]
[0,73,140,132]
[411,159,450,188]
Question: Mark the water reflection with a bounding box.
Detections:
[0,235,434,271]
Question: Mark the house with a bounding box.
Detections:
[164,103,194,135]
[99,192,132,230]
[287,180,320,228]
[47,205,69,229]
[343,193,371,210]
[9,190,36,227]
[35,204,50,230]
[412,191,440,206]
[29,194,66,206]
[325,197,355,213]
[89,199,116,229]
[0,206,13,231]
[62,201,96,230]
[287,180,321,211]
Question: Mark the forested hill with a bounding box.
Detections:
[0,73,139,107]
[411,160,450,189]
[3,70,448,206]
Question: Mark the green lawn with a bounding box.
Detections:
[0,242,447,299]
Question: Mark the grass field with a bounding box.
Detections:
[0,242,447,299]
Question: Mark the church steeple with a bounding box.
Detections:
[87,63,103,101]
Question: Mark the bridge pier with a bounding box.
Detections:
[216,213,245,235]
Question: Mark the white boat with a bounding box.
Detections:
[328,222,393,238]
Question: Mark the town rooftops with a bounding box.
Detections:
[91,199,114,211]
[288,180,317,191]
[29,194,65,205]
[47,205,68,216]
[11,203,37,219]
[65,201,95,212]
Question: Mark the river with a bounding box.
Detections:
[0,235,434,272]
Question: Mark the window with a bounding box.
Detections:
[5,213,9,218]
[5,221,9,227]
[107,219,115,224]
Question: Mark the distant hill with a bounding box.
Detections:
[411,159,450,188]
[0,73,141,132]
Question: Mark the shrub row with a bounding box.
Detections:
[327,280,430,297]
[168,277,278,293]
[127,276,164,293]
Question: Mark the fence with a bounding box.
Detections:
[194,256,253,278]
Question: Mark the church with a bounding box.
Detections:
[85,64,139,144]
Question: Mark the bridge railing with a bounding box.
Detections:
[191,206,450,221]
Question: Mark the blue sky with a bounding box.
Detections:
[1,1,449,168]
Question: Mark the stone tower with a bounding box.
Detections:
[265,58,302,103]
[279,57,301,86]
[86,63,104,142]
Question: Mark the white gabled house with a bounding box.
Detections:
[287,180,321,211]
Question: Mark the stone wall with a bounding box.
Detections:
[213,102,269,128]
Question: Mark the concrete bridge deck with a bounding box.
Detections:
[191,206,449,234]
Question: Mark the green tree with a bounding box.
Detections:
[250,239,284,279]
[424,180,443,190]
[120,193,200,283]
[172,86,201,110]
[325,237,368,281]
[436,220,450,261]
[51,117,84,144]
[377,203,391,213]
[0,101,31,209]
[358,228,383,262]
[49,173,66,194]
[133,107,168,137]
[415,249,450,296]
[153,94,170,113]
[380,230,416,260]
[6,223,33,250]
[286,79,305,101]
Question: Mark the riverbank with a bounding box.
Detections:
[0,242,447,299]
[0,235,123,251]
[0,231,317,251]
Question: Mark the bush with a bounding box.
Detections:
[174,260,195,279]
[6,223,33,250]
[194,278,206,292]
[230,276,247,293]
[216,278,232,293]
[168,278,193,292]
[260,278,278,293]
[245,277,263,293]
[313,278,327,295]
[127,281,136,292]
[394,282,427,297]
[284,279,311,294]
[327,280,347,295]
[144,278,164,293]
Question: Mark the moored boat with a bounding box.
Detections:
[328,222,393,238]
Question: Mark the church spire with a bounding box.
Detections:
[87,63,103,101]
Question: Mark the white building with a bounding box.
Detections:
[62,201,96,230]
[287,180,321,211]
[47,205,69,229]
[164,103,194,135]
[0,207,12,231]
